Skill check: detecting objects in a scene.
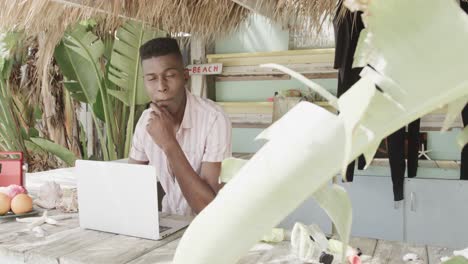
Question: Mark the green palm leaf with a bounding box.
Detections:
[107,21,166,156]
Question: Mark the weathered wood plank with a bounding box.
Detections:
[220,63,335,76]
[59,228,185,264]
[229,114,272,125]
[24,228,115,264]
[233,153,255,159]
[0,216,80,264]
[207,49,336,67]
[420,113,463,131]
[217,101,273,114]
[237,242,304,264]
[8,219,81,253]
[216,72,338,82]
[2,217,80,250]
[216,74,291,81]
[371,240,428,264]
[427,246,454,264]
[419,160,439,169]
[350,237,378,257]
[232,122,270,129]
[217,101,335,128]
[254,242,302,264]
[127,235,183,264]
[236,243,272,264]
[435,161,460,170]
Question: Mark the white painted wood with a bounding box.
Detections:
[190,37,207,98]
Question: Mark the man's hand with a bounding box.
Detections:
[146,103,178,151]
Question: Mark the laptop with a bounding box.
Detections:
[75,160,190,240]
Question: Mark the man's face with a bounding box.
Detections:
[142,54,188,114]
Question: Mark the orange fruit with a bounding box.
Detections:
[11,193,33,214]
[0,193,11,215]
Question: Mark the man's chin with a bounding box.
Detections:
[153,100,171,107]
[152,101,176,114]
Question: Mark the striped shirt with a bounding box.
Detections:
[129,90,232,216]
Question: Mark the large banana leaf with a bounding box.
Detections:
[29,138,77,166]
[54,25,116,160]
[107,21,166,156]
[108,21,165,106]
[54,28,102,115]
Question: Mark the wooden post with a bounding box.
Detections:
[190,37,216,100]
[205,42,216,101]
[190,37,207,98]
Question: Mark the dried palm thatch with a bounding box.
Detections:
[0,0,339,77]
[0,0,339,52]
[0,0,337,111]
[0,0,250,113]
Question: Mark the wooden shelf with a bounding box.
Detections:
[209,49,462,130]
[207,49,335,66]
[232,155,461,170]
[207,49,337,82]
[217,101,334,128]
[217,102,273,128]
[217,101,463,131]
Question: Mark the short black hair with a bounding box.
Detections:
[139,37,182,61]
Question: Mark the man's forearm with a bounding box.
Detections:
[164,142,216,214]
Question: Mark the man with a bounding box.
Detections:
[129,38,232,216]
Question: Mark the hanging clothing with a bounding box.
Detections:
[333,2,364,97]
[387,120,421,201]
[460,0,468,181]
[333,2,366,182]
[461,106,467,180]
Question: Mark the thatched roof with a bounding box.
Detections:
[0,0,336,42]
[0,0,336,92]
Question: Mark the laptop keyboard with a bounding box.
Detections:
[159,225,171,233]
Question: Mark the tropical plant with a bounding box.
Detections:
[0,32,79,168]
[0,57,27,154]
[0,32,40,160]
[54,20,166,161]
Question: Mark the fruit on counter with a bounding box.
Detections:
[0,184,27,198]
[10,193,33,214]
[0,193,11,215]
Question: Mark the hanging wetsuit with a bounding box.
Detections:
[333,1,366,182]
[387,120,421,201]
[460,0,468,180]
